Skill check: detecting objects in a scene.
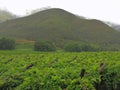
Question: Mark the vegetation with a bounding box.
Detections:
[0,38,15,50]
[0,51,120,90]
[34,41,56,51]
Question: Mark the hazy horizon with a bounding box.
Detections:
[0,0,120,24]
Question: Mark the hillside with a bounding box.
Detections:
[0,8,120,48]
[0,9,17,23]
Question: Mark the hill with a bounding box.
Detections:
[0,8,120,48]
[0,9,17,23]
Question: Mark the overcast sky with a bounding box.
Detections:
[0,0,120,24]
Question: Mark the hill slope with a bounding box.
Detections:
[0,8,120,47]
[0,9,17,23]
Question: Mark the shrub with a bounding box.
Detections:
[34,41,56,51]
[0,37,15,50]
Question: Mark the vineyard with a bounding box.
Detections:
[0,51,120,90]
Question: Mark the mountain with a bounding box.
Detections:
[0,9,17,23]
[0,8,120,48]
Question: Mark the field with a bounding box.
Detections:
[0,51,120,90]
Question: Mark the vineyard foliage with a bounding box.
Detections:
[0,51,120,90]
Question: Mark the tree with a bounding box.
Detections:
[64,42,99,52]
[34,41,56,51]
[80,44,99,51]
[0,38,15,50]
[64,42,82,52]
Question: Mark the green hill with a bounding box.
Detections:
[0,8,120,48]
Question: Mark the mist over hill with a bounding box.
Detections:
[113,25,120,31]
[105,22,120,32]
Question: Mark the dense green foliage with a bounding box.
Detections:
[0,38,15,50]
[0,8,120,49]
[64,43,99,52]
[34,41,56,51]
[80,44,99,51]
[0,51,120,90]
[64,43,82,52]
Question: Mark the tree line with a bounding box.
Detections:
[0,37,119,52]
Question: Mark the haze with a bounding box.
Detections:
[0,0,120,24]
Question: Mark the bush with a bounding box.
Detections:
[34,41,56,51]
[0,38,15,50]
[64,43,82,52]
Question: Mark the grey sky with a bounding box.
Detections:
[0,0,120,24]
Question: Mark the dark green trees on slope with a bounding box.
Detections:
[64,43,99,52]
[34,41,56,51]
[0,38,15,50]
